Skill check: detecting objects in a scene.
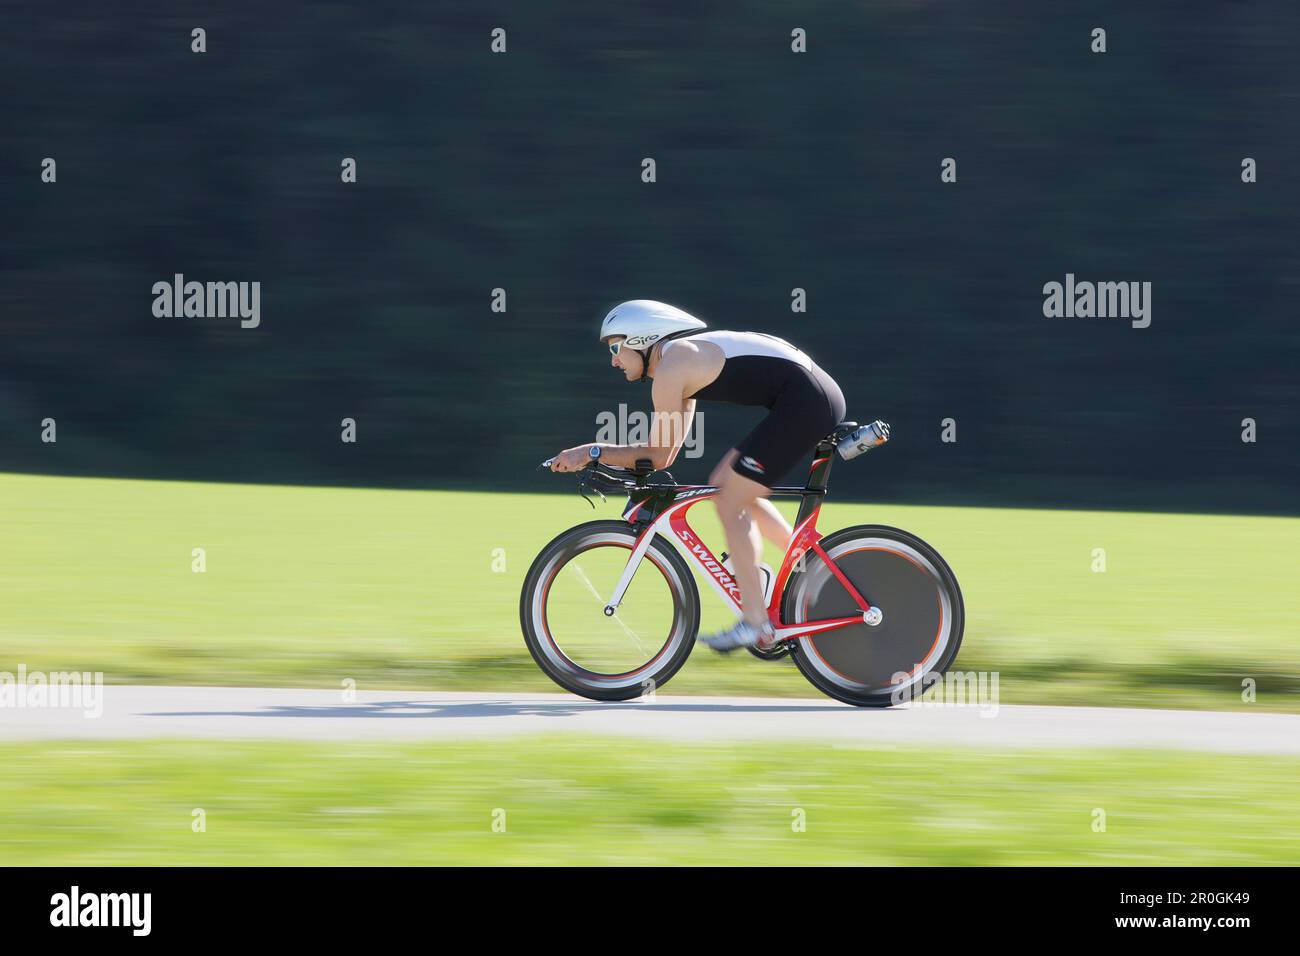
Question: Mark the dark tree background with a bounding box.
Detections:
[3,1,1296,512]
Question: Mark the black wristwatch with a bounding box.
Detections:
[588,445,602,463]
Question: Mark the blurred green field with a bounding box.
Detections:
[1,736,1295,865]
[2,472,1297,710]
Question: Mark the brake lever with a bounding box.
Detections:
[576,474,606,509]
[541,456,614,508]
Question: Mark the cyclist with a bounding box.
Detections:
[549,299,847,652]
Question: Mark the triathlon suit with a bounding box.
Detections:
[662,330,847,487]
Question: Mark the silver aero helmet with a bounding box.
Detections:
[598,300,707,381]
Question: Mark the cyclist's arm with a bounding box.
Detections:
[589,375,696,471]
[550,347,701,473]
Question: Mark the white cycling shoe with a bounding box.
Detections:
[698,617,777,654]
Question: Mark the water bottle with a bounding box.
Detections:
[835,420,891,461]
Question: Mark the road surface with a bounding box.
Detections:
[2,686,1297,754]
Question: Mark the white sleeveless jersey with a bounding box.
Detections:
[664,330,813,370]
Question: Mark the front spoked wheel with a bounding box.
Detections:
[782,525,964,707]
[520,520,700,701]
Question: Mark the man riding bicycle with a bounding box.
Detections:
[548,299,847,653]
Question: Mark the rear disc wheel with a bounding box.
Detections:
[783,525,964,707]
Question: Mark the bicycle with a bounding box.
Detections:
[521,421,964,707]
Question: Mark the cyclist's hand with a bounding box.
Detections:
[550,445,594,473]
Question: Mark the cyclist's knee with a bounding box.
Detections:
[714,476,764,525]
[713,495,746,526]
[713,482,744,514]
[709,449,738,487]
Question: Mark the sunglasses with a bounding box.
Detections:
[608,340,624,356]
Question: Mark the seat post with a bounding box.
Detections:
[805,439,836,493]
[790,437,838,529]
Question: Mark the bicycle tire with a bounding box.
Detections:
[782,524,965,707]
[520,520,700,701]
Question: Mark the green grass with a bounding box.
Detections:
[1,737,1295,865]
[2,472,1298,710]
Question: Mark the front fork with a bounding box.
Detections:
[601,518,662,617]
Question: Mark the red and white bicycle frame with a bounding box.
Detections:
[606,456,877,643]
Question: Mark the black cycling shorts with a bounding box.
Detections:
[730,363,846,488]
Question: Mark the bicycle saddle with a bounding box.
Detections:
[824,421,859,443]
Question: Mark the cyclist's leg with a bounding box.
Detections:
[707,448,738,487]
[724,371,842,596]
[713,469,772,629]
[710,449,791,550]
[715,397,817,627]
[751,499,792,551]
[702,371,843,651]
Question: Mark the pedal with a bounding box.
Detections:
[747,635,793,661]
